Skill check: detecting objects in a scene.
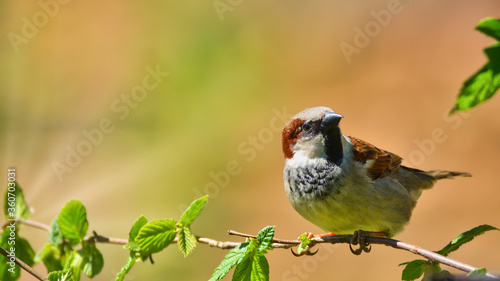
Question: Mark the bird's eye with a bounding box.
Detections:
[302,123,312,132]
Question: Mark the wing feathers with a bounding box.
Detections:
[347,136,402,180]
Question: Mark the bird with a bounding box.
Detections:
[281,106,470,254]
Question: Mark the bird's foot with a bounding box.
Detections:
[349,230,371,255]
[349,230,388,255]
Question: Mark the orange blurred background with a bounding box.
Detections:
[1,1,500,280]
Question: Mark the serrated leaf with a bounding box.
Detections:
[82,244,104,278]
[177,227,197,257]
[58,200,89,241]
[256,226,274,252]
[297,233,312,255]
[35,244,63,273]
[476,18,500,41]
[451,18,500,114]
[179,195,208,226]
[468,268,487,277]
[47,269,73,281]
[49,218,63,246]
[128,216,148,242]
[232,253,253,281]
[435,224,498,257]
[401,259,426,281]
[135,219,177,254]
[4,181,30,220]
[450,61,500,113]
[251,253,269,281]
[209,243,248,281]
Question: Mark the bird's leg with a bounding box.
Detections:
[317,232,336,237]
[349,230,388,255]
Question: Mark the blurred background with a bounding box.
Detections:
[1,0,500,280]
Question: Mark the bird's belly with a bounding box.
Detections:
[285,177,413,237]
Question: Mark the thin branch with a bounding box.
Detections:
[1,218,50,232]
[9,219,500,279]
[0,246,48,281]
[228,230,499,279]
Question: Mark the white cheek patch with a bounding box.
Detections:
[293,134,327,159]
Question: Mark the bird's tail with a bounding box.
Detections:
[400,166,471,191]
[423,170,471,179]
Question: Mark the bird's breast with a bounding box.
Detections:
[284,160,345,201]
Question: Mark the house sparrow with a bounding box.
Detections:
[281,107,470,254]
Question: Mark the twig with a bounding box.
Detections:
[9,219,499,279]
[91,230,128,245]
[228,230,499,279]
[1,218,50,232]
[0,246,48,281]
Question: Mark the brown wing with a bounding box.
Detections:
[347,136,402,181]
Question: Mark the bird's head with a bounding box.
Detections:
[281,107,344,164]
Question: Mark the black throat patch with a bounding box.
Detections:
[323,127,343,165]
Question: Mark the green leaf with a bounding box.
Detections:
[63,251,84,281]
[47,269,73,281]
[4,181,30,220]
[209,243,248,281]
[476,18,500,41]
[82,244,104,278]
[468,268,487,277]
[250,253,269,281]
[177,227,197,257]
[125,216,148,252]
[15,237,36,266]
[451,18,500,114]
[231,249,269,281]
[135,219,177,254]
[35,244,63,273]
[179,195,208,226]
[486,44,500,72]
[450,61,500,113]
[232,253,253,281]
[49,218,63,246]
[128,216,148,242]
[58,200,89,241]
[401,259,426,281]
[115,255,136,281]
[256,226,274,252]
[435,224,498,257]
[0,230,21,281]
[297,233,312,255]
[0,230,36,281]
[421,262,443,281]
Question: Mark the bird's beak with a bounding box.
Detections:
[321,112,343,133]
